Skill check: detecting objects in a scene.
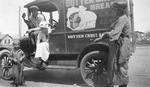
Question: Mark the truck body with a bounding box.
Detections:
[0,0,134,86]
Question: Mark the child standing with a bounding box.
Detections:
[9,39,26,87]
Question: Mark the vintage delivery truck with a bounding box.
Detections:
[0,0,134,86]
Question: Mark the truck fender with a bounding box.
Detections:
[76,42,109,68]
[0,49,10,57]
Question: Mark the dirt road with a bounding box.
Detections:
[0,46,150,87]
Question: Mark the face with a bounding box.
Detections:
[31,9,38,18]
[114,9,124,16]
[13,43,20,50]
[69,12,81,29]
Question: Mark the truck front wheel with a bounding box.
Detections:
[80,51,108,87]
[0,50,13,80]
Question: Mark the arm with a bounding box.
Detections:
[107,15,127,41]
[24,19,35,29]
[8,50,18,63]
[26,27,41,33]
[8,50,13,57]
[22,13,35,29]
[94,15,127,42]
[26,14,45,33]
[20,50,26,62]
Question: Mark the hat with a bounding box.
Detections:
[111,1,127,11]
[29,5,39,10]
[39,21,49,29]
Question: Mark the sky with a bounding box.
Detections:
[0,0,150,37]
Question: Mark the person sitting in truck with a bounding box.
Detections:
[30,21,52,69]
[22,5,46,51]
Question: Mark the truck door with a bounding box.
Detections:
[48,0,66,54]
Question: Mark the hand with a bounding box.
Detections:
[102,32,107,35]
[26,29,33,33]
[20,57,24,62]
[22,13,26,19]
[94,35,104,42]
[13,59,17,62]
[94,32,108,42]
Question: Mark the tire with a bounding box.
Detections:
[0,50,13,80]
[80,51,108,87]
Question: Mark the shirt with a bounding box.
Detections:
[29,13,46,27]
[108,15,131,41]
[9,49,25,63]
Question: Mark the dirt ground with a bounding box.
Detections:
[0,46,150,87]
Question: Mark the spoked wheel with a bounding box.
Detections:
[80,51,108,87]
[0,50,13,80]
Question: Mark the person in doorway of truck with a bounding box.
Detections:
[95,1,132,87]
[32,21,52,69]
[22,5,46,52]
[9,39,26,87]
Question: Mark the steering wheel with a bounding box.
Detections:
[50,19,58,28]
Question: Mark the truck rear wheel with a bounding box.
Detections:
[80,51,108,87]
[0,50,13,80]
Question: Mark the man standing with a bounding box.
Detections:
[96,1,132,87]
[107,1,131,87]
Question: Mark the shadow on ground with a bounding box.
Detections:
[24,68,89,87]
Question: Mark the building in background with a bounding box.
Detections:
[0,34,13,46]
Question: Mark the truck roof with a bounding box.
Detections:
[24,0,60,12]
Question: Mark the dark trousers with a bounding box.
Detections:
[107,41,118,86]
[107,41,128,87]
[29,31,41,52]
[12,63,24,85]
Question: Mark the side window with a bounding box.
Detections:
[4,40,7,44]
[8,39,10,44]
[42,8,59,30]
[49,11,59,29]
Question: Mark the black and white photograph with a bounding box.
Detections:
[0,0,150,87]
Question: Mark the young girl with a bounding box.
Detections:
[9,39,26,87]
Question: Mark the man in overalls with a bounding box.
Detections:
[98,1,132,87]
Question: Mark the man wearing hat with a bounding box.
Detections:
[95,1,132,87]
[22,5,46,52]
[28,5,46,28]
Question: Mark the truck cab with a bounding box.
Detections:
[0,0,134,86]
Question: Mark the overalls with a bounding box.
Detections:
[107,14,131,87]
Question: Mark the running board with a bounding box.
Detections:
[46,65,77,70]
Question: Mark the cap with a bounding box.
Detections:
[39,21,49,29]
[111,1,127,11]
[29,5,39,10]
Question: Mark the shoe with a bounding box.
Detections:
[11,82,18,87]
[42,62,47,67]
[34,64,41,68]
[119,84,127,87]
[30,52,35,56]
[21,82,26,86]
[37,66,46,70]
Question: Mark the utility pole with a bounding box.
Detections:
[19,6,22,37]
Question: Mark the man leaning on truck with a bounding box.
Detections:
[96,1,132,87]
